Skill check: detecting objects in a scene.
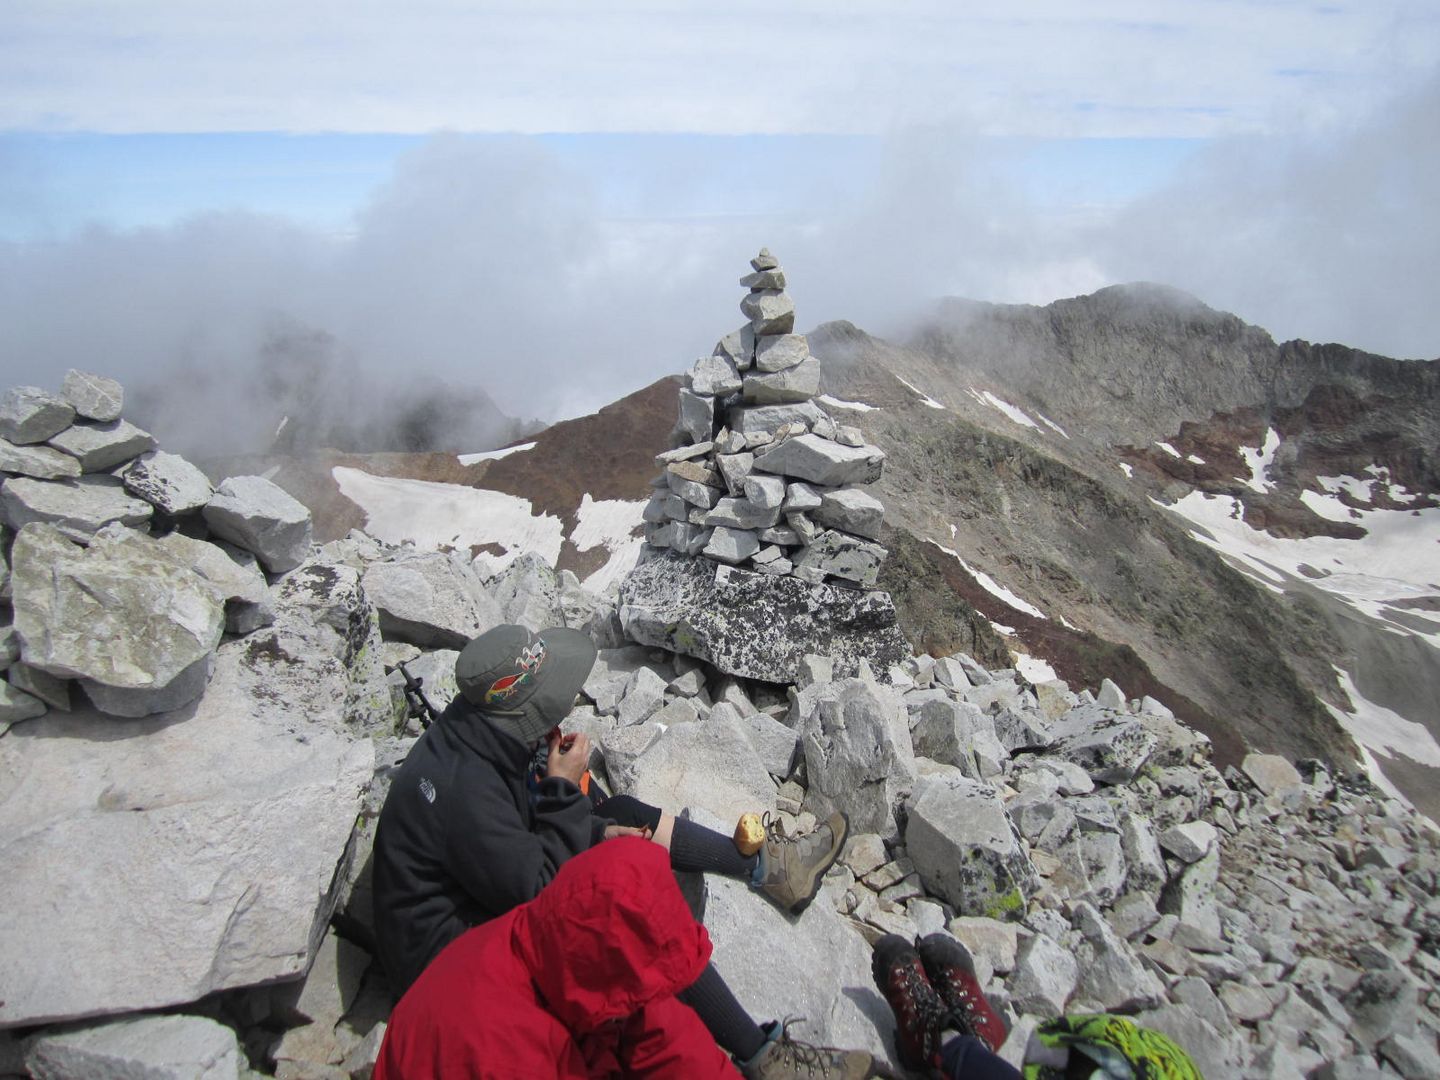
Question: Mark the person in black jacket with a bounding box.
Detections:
[371,623,872,1080]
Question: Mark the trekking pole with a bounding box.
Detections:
[397,661,440,731]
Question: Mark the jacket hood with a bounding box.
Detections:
[513,837,713,1032]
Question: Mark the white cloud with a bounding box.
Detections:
[3,2,1436,137]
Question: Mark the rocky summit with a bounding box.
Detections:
[2,263,1439,1080]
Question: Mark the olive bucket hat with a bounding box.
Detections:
[455,624,598,745]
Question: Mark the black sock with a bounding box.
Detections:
[669,817,760,879]
[677,962,768,1061]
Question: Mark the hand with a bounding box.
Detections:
[546,731,591,787]
[604,824,652,841]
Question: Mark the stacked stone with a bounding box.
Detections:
[641,248,890,587]
[0,371,315,722]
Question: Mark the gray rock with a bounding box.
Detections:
[677,388,715,444]
[702,525,762,564]
[1243,752,1304,795]
[947,916,1020,974]
[1132,1005,1244,1078]
[6,660,71,711]
[794,529,888,587]
[743,359,822,405]
[728,401,828,437]
[617,666,669,726]
[0,437,82,480]
[10,523,225,705]
[908,693,1007,779]
[154,532,274,634]
[1344,966,1419,1048]
[715,452,756,497]
[688,354,743,396]
[1108,891,1162,940]
[486,551,566,629]
[753,433,885,487]
[754,334,810,373]
[82,652,215,718]
[1008,933,1078,1017]
[1220,981,1275,1023]
[627,707,776,824]
[667,466,722,509]
[1159,820,1217,863]
[1073,901,1167,1011]
[59,369,125,422]
[1158,845,1221,936]
[1378,1031,1438,1078]
[750,248,780,271]
[1094,677,1128,709]
[739,708,801,778]
[395,648,460,714]
[120,451,215,516]
[740,288,796,335]
[740,266,786,289]
[0,474,153,538]
[1048,705,1158,783]
[0,386,75,444]
[269,926,367,1069]
[714,324,756,369]
[704,496,781,531]
[361,551,500,648]
[1119,811,1168,892]
[0,625,375,1026]
[798,677,915,840]
[0,679,46,723]
[203,475,313,573]
[813,487,886,541]
[618,551,908,683]
[25,1013,241,1080]
[742,473,786,509]
[906,773,1037,920]
[49,418,156,472]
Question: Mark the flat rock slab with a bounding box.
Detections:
[0,475,154,538]
[0,624,375,1027]
[0,438,82,480]
[25,1013,241,1079]
[121,451,215,516]
[753,433,885,487]
[48,419,156,473]
[618,550,908,683]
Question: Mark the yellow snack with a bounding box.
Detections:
[733,812,765,857]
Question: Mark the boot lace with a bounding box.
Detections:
[889,960,947,1066]
[766,1018,852,1079]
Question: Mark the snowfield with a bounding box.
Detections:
[457,442,536,466]
[570,494,648,594]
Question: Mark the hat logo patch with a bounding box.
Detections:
[484,638,548,705]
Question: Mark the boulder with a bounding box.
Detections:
[81,653,215,718]
[1158,845,1221,937]
[1007,933,1079,1017]
[753,334,810,373]
[361,552,501,649]
[486,551,566,629]
[0,622,375,1026]
[688,355,743,397]
[48,419,157,472]
[6,661,70,711]
[742,474,786,510]
[120,451,215,516]
[1072,901,1167,1012]
[907,692,1006,779]
[1242,752,1304,795]
[0,438,82,480]
[9,523,225,711]
[154,532,274,635]
[728,401,828,437]
[677,388,715,445]
[618,551,908,683]
[795,678,916,840]
[714,325,756,369]
[0,475,153,538]
[59,370,125,422]
[740,289,796,335]
[812,487,886,541]
[1158,820,1218,864]
[794,529,887,588]
[905,774,1037,921]
[616,666,669,726]
[24,1013,241,1080]
[702,525,761,565]
[739,708,802,778]
[704,496,781,531]
[1048,705,1158,784]
[752,433,884,487]
[625,707,777,824]
[742,359,821,404]
[715,452,755,496]
[0,386,74,444]
[203,475,314,574]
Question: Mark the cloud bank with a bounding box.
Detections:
[1,77,1435,457]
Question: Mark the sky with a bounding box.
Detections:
[1,1,1438,454]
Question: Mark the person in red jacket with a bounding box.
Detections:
[374,836,740,1079]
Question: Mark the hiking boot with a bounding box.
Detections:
[870,933,948,1072]
[915,932,1008,1052]
[753,811,848,914]
[740,1019,892,1080]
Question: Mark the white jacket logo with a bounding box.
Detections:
[419,778,436,804]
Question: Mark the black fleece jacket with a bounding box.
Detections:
[372,696,607,996]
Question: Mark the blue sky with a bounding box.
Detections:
[2,2,1437,441]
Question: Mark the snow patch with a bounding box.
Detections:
[1037,413,1070,439]
[817,394,876,412]
[896,375,945,410]
[332,466,564,571]
[1186,454,1206,465]
[571,494,648,595]
[1315,474,1376,505]
[1156,442,1182,459]
[991,622,1017,636]
[967,388,1040,431]
[1119,462,1134,479]
[934,540,1048,620]
[1240,428,1280,494]
[1014,654,1058,683]
[1325,667,1440,771]
[457,442,536,466]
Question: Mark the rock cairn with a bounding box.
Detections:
[641,249,890,588]
[0,373,317,723]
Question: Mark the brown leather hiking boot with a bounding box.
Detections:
[754,811,849,914]
[915,933,1009,1052]
[870,933,948,1072]
[740,1020,895,1080]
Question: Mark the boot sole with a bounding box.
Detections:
[787,811,849,914]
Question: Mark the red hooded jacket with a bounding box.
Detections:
[374,837,741,1079]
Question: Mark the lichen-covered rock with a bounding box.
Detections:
[120,451,215,516]
[1048,705,1158,783]
[794,529,888,587]
[906,773,1038,921]
[9,523,225,711]
[203,475,314,574]
[618,550,908,683]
